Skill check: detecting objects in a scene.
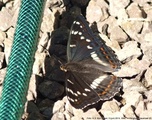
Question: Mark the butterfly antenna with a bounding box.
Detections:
[39,45,64,66]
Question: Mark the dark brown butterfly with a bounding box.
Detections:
[61,15,122,109]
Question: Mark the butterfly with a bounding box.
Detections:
[61,15,122,109]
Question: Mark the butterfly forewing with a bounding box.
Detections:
[65,15,122,109]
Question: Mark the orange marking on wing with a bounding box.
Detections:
[98,76,116,96]
[100,47,116,69]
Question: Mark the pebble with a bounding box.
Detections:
[122,91,143,107]
[38,81,64,99]
[116,41,142,61]
[145,67,152,87]
[120,104,137,118]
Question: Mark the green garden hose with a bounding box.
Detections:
[0,0,45,120]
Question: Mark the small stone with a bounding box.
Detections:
[37,32,49,53]
[116,41,142,61]
[120,21,143,41]
[101,100,120,113]
[71,0,90,7]
[0,68,6,85]
[0,7,12,31]
[53,100,65,113]
[122,91,143,107]
[4,38,13,64]
[115,58,150,77]
[38,99,54,118]
[27,75,37,101]
[139,110,152,118]
[109,26,128,43]
[33,52,46,75]
[101,111,124,119]
[51,112,65,120]
[72,107,84,117]
[86,0,108,23]
[145,90,152,101]
[146,102,152,111]
[135,101,145,116]
[41,7,54,33]
[63,110,73,120]
[50,27,69,45]
[109,0,130,17]
[71,116,83,120]
[26,101,39,114]
[145,6,152,21]
[0,30,6,44]
[132,0,148,6]
[27,111,45,120]
[145,67,152,87]
[120,104,136,118]
[0,52,5,69]
[82,108,102,120]
[123,79,147,93]
[127,3,145,18]
[38,81,64,99]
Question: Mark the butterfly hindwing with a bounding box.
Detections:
[66,59,122,109]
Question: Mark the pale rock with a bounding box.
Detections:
[0,7,13,31]
[101,111,124,119]
[116,41,141,61]
[123,79,147,93]
[51,112,65,120]
[82,108,102,120]
[135,101,145,116]
[119,21,143,41]
[122,91,143,107]
[109,26,128,43]
[109,0,130,17]
[0,30,6,45]
[4,38,13,64]
[101,101,120,113]
[115,58,150,77]
[140,110,152,118]
[127,3,144,18]
[145,67,152,87]
[26,75,37,101]
[120,104,136,118]
[86,0,109,23]
[53,100,65,113]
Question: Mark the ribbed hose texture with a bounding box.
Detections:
[0,0,45,120]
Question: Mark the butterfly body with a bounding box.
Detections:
[62,15,122,109]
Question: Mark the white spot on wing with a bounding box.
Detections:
[80,36,85,40]
[86,39,91,42]
[90,51,108,66]
[87,45,93,49]
[68,97,74,102]
[67,88,78,96]
[82,93,87,96]
[91,53,97,58]
[67,79,74,84]
[85,88,91,92]
[90,75,107,89]
[75,21,80,25]
[70,44,76,47]
[78,32,82,35]
[71,30,78,35]
[77,91,81,95]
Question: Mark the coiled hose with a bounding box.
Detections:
[0,0,45,120]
